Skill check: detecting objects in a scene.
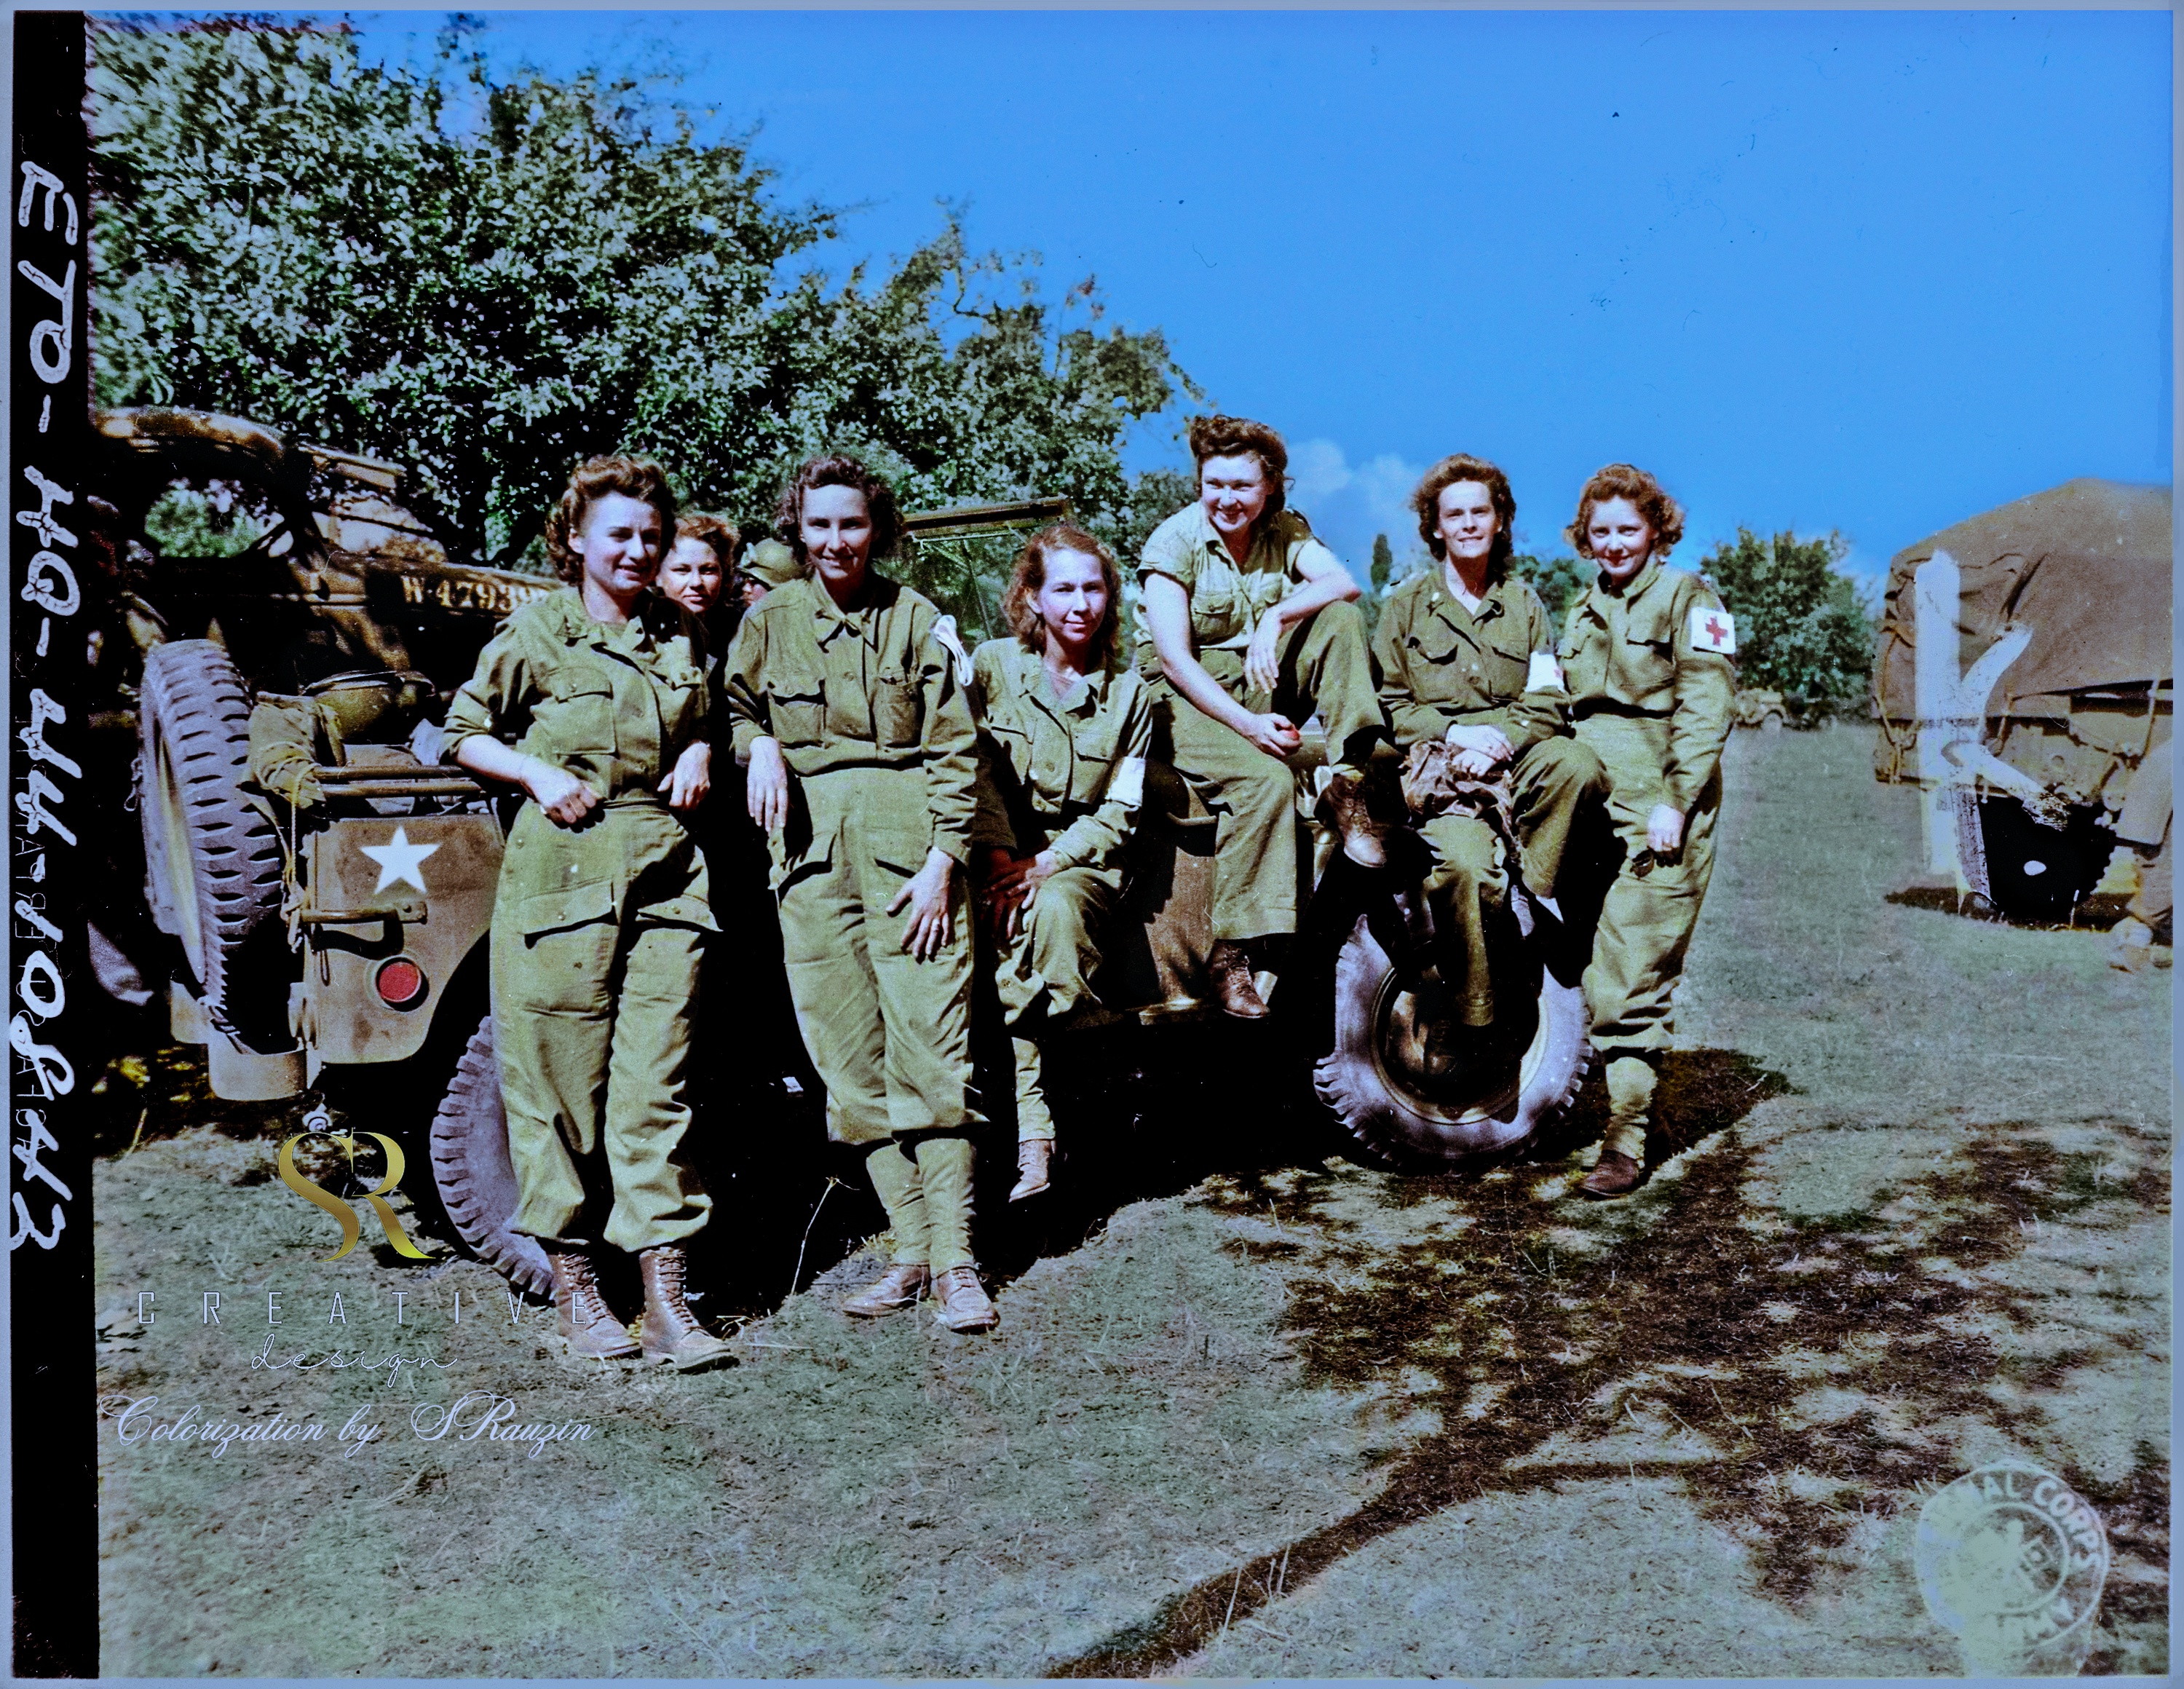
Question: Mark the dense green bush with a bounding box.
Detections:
[1698,529,1873,714]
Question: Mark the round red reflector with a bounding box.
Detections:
[374,959,426,1008]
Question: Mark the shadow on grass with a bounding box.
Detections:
[1885,883,2133,930]
[1048,1100,2171,1677]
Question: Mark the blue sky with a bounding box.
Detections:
[337,9,2172,585]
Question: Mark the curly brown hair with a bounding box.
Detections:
[1567,462,1685,560]
[1002,523,1123,666]
[1186,414,1289,521]
[544,455,677,584]
[672,512,740,571]
[1410,454,1516,574]
[773,454,902,565]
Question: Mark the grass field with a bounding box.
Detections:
[92,723,2170,1677]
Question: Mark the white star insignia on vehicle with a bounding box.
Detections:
[360,826,439,893]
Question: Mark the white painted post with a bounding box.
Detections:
[1915,551,1966,878]
[1912,547,2035,884]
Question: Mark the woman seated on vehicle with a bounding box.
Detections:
[972,524,1155,1203]
[1372,454,1607,1035]
[1136,413,1387,1018]
[722,454,998,1334]
[442,455,732,1370]
[660,513,740,657]
[1557,463,1736,1198]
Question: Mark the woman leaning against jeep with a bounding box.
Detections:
[442,454,733,1369]
[721,454,999,1334]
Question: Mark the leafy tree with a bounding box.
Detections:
[1698,528,1873,712]
[1369,532,1395,594]
[1102,465,1199,563]
[90,20,1190,569]
[1511,553,1588,622]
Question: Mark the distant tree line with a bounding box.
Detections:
[1355,532,1870,717]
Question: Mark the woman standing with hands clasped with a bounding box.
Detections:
[722,454,998,1333]
[1557,464,1736,1197]
[443,455,732,1370]
[971,525,1155,1203]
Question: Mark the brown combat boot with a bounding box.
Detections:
[842,1262,930,1318]
[638,1246,737,1372]
[1206,940,1270,1019]
[547,1245,638,1360]
[932,1265,999,1333]
[1009,1139,1053,1203]
[1579,1150,1643,1199]
[1317,770,1390,868]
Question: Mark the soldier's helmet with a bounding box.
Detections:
[740,539,802,591]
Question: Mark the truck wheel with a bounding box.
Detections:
[1314,913,1591,1168]
[427,1014,553,1300]
[1759,710,1787,733]
[136,639,285,1032]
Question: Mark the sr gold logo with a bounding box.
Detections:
[276,1128,431,1261]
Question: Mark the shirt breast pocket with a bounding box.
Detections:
[767,674,828,748]
[541,674,617,756]
[1069,732,1115,801]
[874,670,922,748]
[1481,637,1531,699]
[1617,633,1677,709]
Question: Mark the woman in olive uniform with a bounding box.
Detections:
[443,456,732,1369]
[660,513,740,657]
[722,454,997,1334]
[1136,414,1386,1017]
[971,524,1155,1202]
[1557,464,1736,1197]
[1372,456,1605,1032]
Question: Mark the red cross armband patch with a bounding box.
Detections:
[1688,605,1737,655]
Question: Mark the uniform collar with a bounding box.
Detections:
[1594,555,1663,602]
[550,587,673,653]
[807,572,900,644]
[1423,563,1514,633]
[1005,639,1111,716]
[1182,499,1285,569]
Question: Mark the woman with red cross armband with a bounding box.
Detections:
[1555,464,1736,1198]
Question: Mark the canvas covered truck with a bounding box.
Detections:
[1871,478,2173,921]
[87,411,1591,1298]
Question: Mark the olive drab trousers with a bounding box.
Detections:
[1158,598,1382,943]
[492,804,715,1254]
[992,863,1123,1142]
[1419,735,1607,1027]
[1572,713,1722,1064]
[775,766,981,1271]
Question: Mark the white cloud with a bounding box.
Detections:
[1286,438,1430,573]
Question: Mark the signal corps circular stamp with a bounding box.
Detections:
[1912,1460,2110,1675]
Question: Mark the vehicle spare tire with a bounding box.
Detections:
[1315,909,1591,1168]
[136,639,285,1032]
[427,1013,553,1300]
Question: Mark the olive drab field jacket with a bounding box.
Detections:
[440,588,717,931]
[968,638,1155,874]
[1371,566,1570,755]
[1559,557,1737,812]
[721,574,981,866]
[1132,502,1342,675]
